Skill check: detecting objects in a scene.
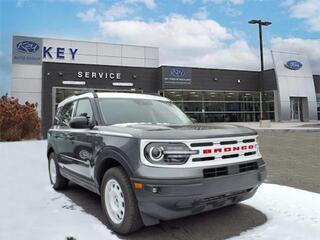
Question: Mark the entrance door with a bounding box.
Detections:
[290,97,302,121]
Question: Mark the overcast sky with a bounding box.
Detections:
[1,0,320,95]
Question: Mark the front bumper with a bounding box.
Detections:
[132,158,266,225]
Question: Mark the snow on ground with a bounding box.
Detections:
[232,184,320,240]
[0,140,117,240]
[0,140,320,240]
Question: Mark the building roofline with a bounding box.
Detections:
[271,49,305,55]
[160,65,275,73]
[12,35,159,49]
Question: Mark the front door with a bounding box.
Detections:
[290,97,302,121]
[66,98,95,179]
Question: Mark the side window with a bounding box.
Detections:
[59,101,76,127]
[75,99,93,122]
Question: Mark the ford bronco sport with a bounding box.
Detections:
[47,92,266,234]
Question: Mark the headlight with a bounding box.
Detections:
[149,146,165,162]
[255,136,260,154]
[144,142,198,165]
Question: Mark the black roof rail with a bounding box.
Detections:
[90,89,98,98]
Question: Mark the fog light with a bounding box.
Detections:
[152,187,160,193]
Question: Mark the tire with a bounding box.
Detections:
[48,152,69,190]
[101,167,143,235]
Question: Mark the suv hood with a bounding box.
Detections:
[97,123,257,139]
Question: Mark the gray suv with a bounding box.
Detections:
[47,92,266,234]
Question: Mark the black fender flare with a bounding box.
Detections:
[93,146,135,187]
[47,143,56,158]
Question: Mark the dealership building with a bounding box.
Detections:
[11,35,320,135]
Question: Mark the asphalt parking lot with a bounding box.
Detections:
[258,131,320,194]
[62,131,320,239]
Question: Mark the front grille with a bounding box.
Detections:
[220,140,238,145]
[239,162,258,173]
[203,167,228,178]
[190,142,213,147]
[188,136,257,164]
[203,161,259,178]
[243,139,255,143]
[193,156,215,162]
[244,151,256,156]
[222,154,239,159]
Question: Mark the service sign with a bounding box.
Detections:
[77,71,121,80]
[162,67,192,85]
[12,36,43,65]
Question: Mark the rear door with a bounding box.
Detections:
[53,101,76,166]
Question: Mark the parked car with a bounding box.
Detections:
[47,92,266,234]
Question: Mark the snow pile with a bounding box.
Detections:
[0,141,118,240]
[0,140,319,239]
[232,184,320,239]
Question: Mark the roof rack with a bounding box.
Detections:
[90,89,98,98]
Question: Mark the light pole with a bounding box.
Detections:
[248,19,272,120]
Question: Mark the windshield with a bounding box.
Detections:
[98,98,192,125]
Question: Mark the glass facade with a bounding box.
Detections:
[317,94,320,120]
[55,88,88,107]
[163,90,275,123]
[53,88,276,123]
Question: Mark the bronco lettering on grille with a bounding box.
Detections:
[202,145,255,154]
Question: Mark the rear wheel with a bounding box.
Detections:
[101,167,143,235]
[48,153,69,190]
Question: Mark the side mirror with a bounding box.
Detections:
[70,116,89,129]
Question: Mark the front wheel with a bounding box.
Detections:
[101,167,143,235]
[48,153,69,190]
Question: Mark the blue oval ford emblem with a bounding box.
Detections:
[170,68,186,78]
[16,41,40,54]
[284,60,303,70]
